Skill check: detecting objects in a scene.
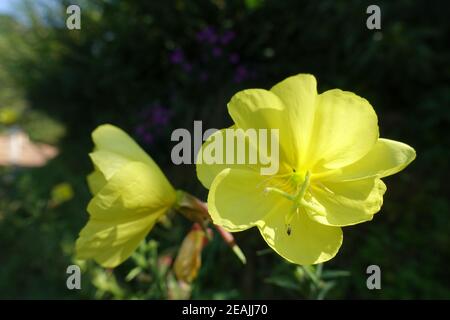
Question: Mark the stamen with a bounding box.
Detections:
[311,168,342,181]
[256,172,294,189]
[315,182,335,195]
[263,187,295,201]
[284,207,298,236]
[286,225,292,236]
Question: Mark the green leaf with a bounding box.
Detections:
[317,281,336,300]
[321,270,351,280]
[265,276,300,292]
[301,265,321,286]
[125,267,142,282]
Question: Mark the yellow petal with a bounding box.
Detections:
[76,209,163,268]
[77,161,176,268]
[270,74,318,168]
[87,161,175,221]
[258,206,343,265]
[227,88,298,172]
[323,138,416,182]
[89,150,132,180]
[305,178,386,227]
[208,168,288,232]
[87,170,107,195]
[196,127,264,189]
[307,89,379,169]
[89,125,170,189]
[92,124,154,166]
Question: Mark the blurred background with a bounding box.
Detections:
[0,0,449,299]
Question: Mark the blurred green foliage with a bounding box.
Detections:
[0,0,449,299]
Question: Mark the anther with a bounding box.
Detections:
[286,225,292,236]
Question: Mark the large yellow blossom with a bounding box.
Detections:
[197,74,415,265]
[76,124,176,268]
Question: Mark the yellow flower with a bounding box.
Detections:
[197,74,416,265]
[76,124,176,268]
[50,182,74,206]
[0,107,20,125]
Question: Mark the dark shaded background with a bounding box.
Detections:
[0,0,449,299]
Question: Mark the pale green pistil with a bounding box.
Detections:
[264,171,311,235]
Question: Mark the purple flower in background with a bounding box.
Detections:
[151,104,172,126]
[196,26,218,44]
[135,103,173,145]
[170,49,192,73]
[196,29,205,42]
[212,46,222,57]
[143,133,154,145]
[229,53,240,64]
[220,30,235,45]
[135,124,146,136]
[234,65,249,83]
[170,48,184,65]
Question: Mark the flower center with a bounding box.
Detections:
[264,170,311,236]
